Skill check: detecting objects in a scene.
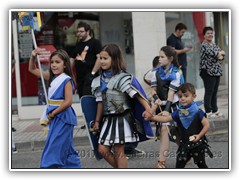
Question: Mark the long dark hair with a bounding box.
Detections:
[48,49,76,88]
[160,46,180,68]
[99,43,127,75]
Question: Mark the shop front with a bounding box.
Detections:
[11,10,229,120]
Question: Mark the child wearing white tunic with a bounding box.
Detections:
[92,44,153,168]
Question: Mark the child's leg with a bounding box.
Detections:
[98,144,117,168]
[114,144,128,168]
[159,125,170,162]
[176,156,191,168]
[194,153,208,168]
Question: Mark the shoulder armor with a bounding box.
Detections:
[107,73,132,92]
[91,76,101,93]
[115,74,132,92]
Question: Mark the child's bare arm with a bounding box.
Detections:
[28,48,49,80]
[151,113,173,123]
[93,102,103,131]
[192,117,210,142]
[151,87,162,106]
[135,93,153,119]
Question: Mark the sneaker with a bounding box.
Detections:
[80,125,86,129]
[213,111,224,118]
[206,112,216,119]
[125,148,146,158]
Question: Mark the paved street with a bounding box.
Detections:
[12,134,229,169]
[11,85,229,170]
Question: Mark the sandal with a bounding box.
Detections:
[155,160,167,168]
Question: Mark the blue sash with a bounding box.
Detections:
[178,102,199,129]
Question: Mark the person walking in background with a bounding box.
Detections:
[151,46,184,168]
[29,48,81,168]
[70,21,102,129]
[167,22,192,81]
[92,43,153,168]
[145,83,213,168]
[199,26,225,119]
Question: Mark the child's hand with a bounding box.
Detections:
[154,98,162,106]
[189,134,201,143]
[152,94,162,105]
[76,53,84,61]
[142,110,153,120]
[89,121,100,135]
[93,121,100,131]
[31,48,41,57]
[160,111,170,116]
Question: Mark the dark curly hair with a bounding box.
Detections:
[177,82,196,95]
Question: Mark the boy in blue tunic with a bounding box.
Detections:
[145,83,213,168]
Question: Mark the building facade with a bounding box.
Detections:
[11,10,229,120]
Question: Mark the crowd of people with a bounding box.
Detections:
[25,21,225,169]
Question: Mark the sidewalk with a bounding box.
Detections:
[11,85,229,151]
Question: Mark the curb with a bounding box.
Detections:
[15,136,91,152]
[15,118,229,152]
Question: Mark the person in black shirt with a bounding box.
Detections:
[167,23,192,81]
[70,22,102,129]
[70,21,102,98]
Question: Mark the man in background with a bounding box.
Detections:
[70,21,102,129]
[167,22,192,81]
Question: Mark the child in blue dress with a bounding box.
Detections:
[29,48,81,168]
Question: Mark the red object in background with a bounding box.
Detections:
[58,18,75,28]
[12,63,38,97]
[38,45,56,63]
[192,12,206,43]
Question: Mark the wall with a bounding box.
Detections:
[99,12,135,75]
[132,12,166,97]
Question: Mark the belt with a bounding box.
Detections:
[48,99,64,106]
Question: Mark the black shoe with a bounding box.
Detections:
[80,125,86,129]
[125,148,146,157]
[12,147,18,154]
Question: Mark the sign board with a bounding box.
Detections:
[38,45,56,63]
[19,33,33,58]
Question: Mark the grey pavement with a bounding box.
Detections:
[11,85,229,152]
[12,140,229,169]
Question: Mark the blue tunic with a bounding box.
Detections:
[40,73,81,168]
